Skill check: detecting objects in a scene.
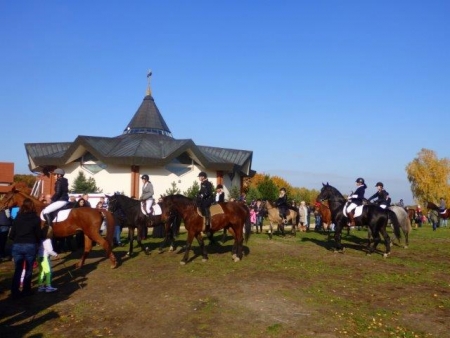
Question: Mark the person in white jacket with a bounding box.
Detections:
[37,226,59,293]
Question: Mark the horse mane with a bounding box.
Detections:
[427,201,438,210]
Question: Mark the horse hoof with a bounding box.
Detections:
[233,257,241,262]
[126,252,131,257]
[404,246,408,249]
[231,254,237,260]
[180,261,186,265]
[169,246,174,252]
[202,258,208,262]
[383,253,389,258]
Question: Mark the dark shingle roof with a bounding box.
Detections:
[25,92,253,176]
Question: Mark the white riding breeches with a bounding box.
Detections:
[43,201,67,214]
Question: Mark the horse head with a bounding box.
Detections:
[426,201,438,210]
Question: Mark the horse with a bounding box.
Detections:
[261,201,298,238]
[159,194,251,264]
[407,208,416,227]
[106,193,171,257]
[317,183,401,257]
[0,188,118,268]
[310,201,334,237]
[388,205,411,248]
[427,201,450,219]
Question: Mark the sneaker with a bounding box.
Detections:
[38,286,46,292]
[45,286,58,293]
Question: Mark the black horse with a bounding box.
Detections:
[316,183,401,257]
[106,194,175,257]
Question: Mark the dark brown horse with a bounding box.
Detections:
[0,188,118,268]
[427,201,450,219]
[160,194,251,264]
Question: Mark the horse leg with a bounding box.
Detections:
[180,232,195,265]
[127,227,135,257]
[76,234,93,268]
[268,223,273,240]
[379,227,391,258]
[221,228,227,243]
[333,224,344,253]
[95,234,117,269]
[196,232,209,262]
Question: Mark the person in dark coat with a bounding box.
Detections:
[368,182,391,208]
[346,177,367,226]
[215,184,225,203]
[276,188,289,224]
[196,171,214,236]
[9,198,41,298]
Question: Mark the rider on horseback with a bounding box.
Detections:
[42,168,69,227]
[140,174,154,216]
[346,177,367,226]
[276,188,289,224]
[197,172,214,236]
[368,182,391,209]
[439,197,446,214]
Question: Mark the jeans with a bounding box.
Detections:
[114,226,122,244]
[11,243,37,296]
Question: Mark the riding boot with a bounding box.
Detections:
[347,211,355,227]
[44,213,53,227]
[204,208,212,237]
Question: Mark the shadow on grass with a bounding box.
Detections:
[0,248,104,337]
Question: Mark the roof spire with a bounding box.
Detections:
[146,69,152,96]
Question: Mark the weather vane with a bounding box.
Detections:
[146,69,152,95]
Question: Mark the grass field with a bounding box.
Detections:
[0,222,449,337]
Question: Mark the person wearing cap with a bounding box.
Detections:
[196,171,214,236]
[368,182,391,209]
[438,197,446,213]
[346,177,367,226]
[42,168,69,227]
[215,184,225,203]
[276,188,289,224]
[140,174,154,215]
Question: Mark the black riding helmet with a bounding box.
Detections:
[141,174,149,181]
[198,171,207,178]
[375,182,384,188]
[355,177,365,184]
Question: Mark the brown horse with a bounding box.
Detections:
[261,201,298,238]
[311,201,334,235]
[427,201,450,219]
[0,188,117,269]
[160,194,251,264]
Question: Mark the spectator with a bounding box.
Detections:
[9,198,41,298]
[0,209,12,261]
[254,199,264,234]
[37,226,59,292]
[428,209,439,231]
[82,194,92,207]
[298,201,308,231]
[215,184,225,203]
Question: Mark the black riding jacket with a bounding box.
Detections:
[51,177,69,202]
[368,189,391,207]
[197,179,214,207]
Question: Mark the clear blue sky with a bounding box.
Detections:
[1,1,449,205]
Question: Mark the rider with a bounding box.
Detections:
[368,182,391,208]
[439,197,446,213]
[42,168,69,227]
[197,171,214,236]
[276,187,289,224]
[140,174,154,215]
[215,184,225,203]
[346,177,367,226]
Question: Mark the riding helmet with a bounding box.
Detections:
[355,177,365,184]
[280,187,286,192]
[141,174,149,181]
[216,184,223,189]
[53,168,65,176]
[198,171,207,178]
[375,182,384,187]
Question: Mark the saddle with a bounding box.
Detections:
[196,204,224,231]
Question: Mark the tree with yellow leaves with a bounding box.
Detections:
[405,148,450,207]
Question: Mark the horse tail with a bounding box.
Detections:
[244,207,252,244]
[103,210,115,248]
[387,209,401,241]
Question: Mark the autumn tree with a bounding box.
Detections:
[405,148,450,206]
[14,174,36,188]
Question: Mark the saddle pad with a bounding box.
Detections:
[140,203,162,216]
[40,209,71,223]
[343,205,364,218]
[196,203,224,217]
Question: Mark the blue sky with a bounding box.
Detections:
[1,1,449,204]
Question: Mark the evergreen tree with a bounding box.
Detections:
[246,186,262,202]
[165,181,181,195]
[71,171,102,193]
[257,175,278,201]
[183,181,200,199]
[229,185,241,201]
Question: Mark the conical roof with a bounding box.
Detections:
[123,94,173,138]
